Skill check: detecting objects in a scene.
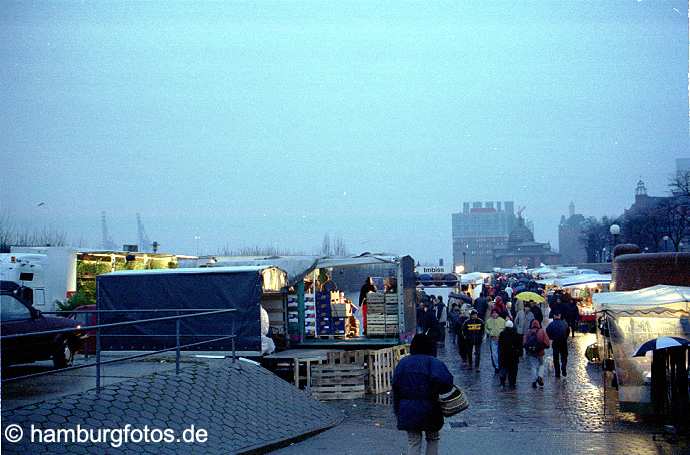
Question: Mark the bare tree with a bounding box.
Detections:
[670,170,690,197]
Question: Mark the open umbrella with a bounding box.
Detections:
[633,337,689,357]
[515,291,545,303]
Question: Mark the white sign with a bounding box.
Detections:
[415,265,449,274]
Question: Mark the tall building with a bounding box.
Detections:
[558,202,587,264]
[451,201,516,272]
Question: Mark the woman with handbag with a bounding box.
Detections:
[392,334,454,455]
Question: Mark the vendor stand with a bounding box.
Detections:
[593,285,690,413]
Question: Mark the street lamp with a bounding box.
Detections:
[609,223,620,245]
[454,265,465,274]
[663,235,670,252]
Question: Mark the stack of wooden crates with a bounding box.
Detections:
[365,292,399,336]
[310,345,410,400]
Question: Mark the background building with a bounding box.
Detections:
[559,201,587,264]
[452,201,516,272]
[494,215,560,268]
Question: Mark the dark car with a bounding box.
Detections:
[1,283,83,369]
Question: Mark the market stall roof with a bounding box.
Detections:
[211,253,399,287]
[593,285,690,313]
[459,272,492,284]
[106,266,288,292]
[555,273,611,288]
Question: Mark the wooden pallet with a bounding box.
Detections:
[327,349,369,365]
[367,344,410,394]
[311,364,367,400]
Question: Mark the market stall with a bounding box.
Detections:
[209,254,416,348]
[555,273,611,323]
[593,285,690,411]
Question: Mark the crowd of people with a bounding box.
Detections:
[415,275,582,389]
[396,276,585,455]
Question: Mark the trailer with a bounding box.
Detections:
[2,247,77,312]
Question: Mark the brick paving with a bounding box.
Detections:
[2,359,342,454]
[272,334,690,455]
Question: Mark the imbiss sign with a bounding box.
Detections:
[415,265,449,274]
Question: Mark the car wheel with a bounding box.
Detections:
[53,337,75,369]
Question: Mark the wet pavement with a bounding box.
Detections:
[272,333,690,454]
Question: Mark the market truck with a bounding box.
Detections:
[1,247,77,312]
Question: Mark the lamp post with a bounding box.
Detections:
[662,235,670,252]
[609,223,620,246]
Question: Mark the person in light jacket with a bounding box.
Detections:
[393,334,454,455]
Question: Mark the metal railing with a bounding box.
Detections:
[1,308,237,391]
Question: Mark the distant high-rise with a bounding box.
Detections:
[451,201,516,272]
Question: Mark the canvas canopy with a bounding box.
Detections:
[211,253,399,287]
[555,273,611,288]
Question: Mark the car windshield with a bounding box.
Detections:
[1,294,32,321]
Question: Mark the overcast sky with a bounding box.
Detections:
[1,1,688,263]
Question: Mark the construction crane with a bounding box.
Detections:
[100,211,116,250]
[136,213,151,253]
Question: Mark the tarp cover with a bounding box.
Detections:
[97,267,265,353]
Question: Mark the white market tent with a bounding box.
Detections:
[555,273,611,289]
[593,285,690,314]
[459,272,492,284]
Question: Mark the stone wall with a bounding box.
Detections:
[611,252,690,291]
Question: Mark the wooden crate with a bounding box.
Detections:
[311,364,367,400]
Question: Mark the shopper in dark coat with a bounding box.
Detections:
[546,312,569,377]
[498,320,522,388]
[393,334,454,455]
[474,296,489,321]
[564,301,580,337]
[462,310,485,371]
[530,303,544,324]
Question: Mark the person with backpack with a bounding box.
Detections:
[462,309,485,371]
[393,333,454,455]
[524,319,550,388]
[498,320,522,389]
[546,311,569,378]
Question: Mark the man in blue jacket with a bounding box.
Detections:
[393,334,454,455]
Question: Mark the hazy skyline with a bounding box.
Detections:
[1,1,688,264]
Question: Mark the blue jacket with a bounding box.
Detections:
[392,354,454,432]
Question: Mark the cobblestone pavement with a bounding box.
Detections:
[272,334,690,455]
[2,359,342,454]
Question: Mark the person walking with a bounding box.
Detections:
[393,333,454,455]
[485,310,506,374]
[455,308,470,363]
[564,299,580,338]
[462,310,485,371]
[447,304,460,345]
[524,319,550,388]
[420,302,439,355]
[522,302,535,336]
[530,301,544,325]
[435,296,448,348]
[498,320,522,389]
[473,294,489,322]
[546,311,569,378]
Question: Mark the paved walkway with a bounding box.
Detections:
[272,334,689,455]
[2,359,342,454]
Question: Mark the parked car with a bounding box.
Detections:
[1,282,84,369]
